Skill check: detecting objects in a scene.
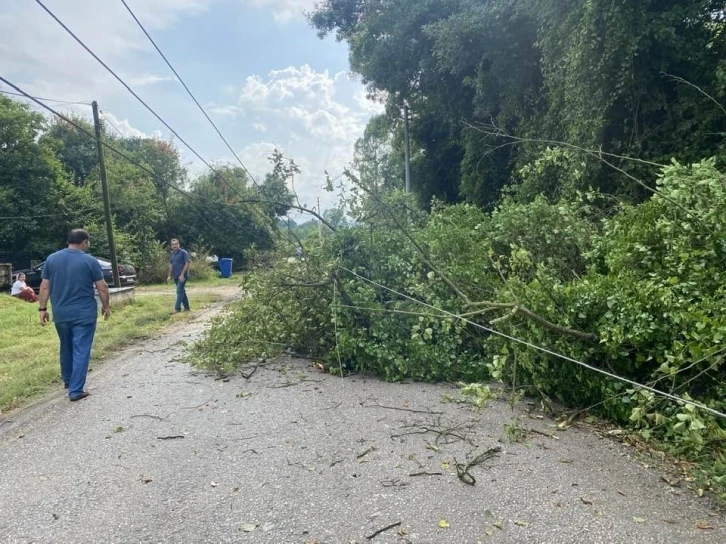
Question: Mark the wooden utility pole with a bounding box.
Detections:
[91,101,121,289]
[403,103,412,194]
[317,197,323,237]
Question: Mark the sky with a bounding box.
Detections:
[0,0,384,214]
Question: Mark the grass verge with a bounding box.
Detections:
[137,274,244,290]
[0,291,220,414]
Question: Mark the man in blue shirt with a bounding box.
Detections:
[167,237,191,313]
[38,229,111,401]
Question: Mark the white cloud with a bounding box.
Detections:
[206,103,245,118]
[238,65,370,145]
[100,111,150,139]
[0,0,215,103]
[354,90,386,116]
[242,0,319,23]
[253,122,267,132]
[229,64,383,213]
[127,74,177,87]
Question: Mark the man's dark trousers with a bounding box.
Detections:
[54,320,97,399]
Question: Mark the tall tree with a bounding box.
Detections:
[40,116,99,187]
[0,96,90,260]
[311,0,726,207]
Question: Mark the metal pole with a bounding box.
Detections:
[403,103,411,194]
[92,101,121,289]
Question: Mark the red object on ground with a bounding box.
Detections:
[16,289,38,303]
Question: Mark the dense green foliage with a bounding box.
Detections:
[311,0,726,207]
[188,158,726,496]
[0,95,293,277]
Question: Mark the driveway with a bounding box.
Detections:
[0,298,723,543]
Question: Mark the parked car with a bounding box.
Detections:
[12,257,137,293]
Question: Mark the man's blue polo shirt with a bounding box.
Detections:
[42,249,104,323]
[170,249,190,280]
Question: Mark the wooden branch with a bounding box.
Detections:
[465,301,599,342]
[489,308,517,325]
[280,280,333,288]
[512,304,598,342]
[355,183,471,304]
[366,521,402,540]
[362,399,444,415]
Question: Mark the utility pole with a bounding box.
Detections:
[92,101,121,289]
[317,197,322,238]
[403,102,412,194]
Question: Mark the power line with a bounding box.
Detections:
[99,110,125,138]
[33,0,262,214]
[32,0,324,237]
[0,76,261,251]
[34,0,293,235]
[120,0,261,188]
[0,208,97,221]
[339,265,726,421]
[0,88,92,105]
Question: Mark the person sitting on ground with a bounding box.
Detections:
[11,273,38,303]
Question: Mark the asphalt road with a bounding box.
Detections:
[0,300,723,543]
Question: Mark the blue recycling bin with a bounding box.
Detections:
[219,258,233,278]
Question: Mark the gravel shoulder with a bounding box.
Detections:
[0,298,723,544]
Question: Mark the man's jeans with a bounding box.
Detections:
[174,277,190,312]
[55,320,97,398]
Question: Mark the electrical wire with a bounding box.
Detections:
[0,88,92,105]
[33,0,263,212]
[0,76,260,251]
[119,0,260,188]
[99,110,125,138]
[0,209,97,221]
[34,0,331,239]
[339,265,726,421]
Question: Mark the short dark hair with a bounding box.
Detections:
[68,228,90,245]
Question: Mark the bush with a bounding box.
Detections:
[135,240,169,284]
[188,255,214,282]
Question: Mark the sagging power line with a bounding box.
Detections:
[0,209,97,221]
[120,0,261,189]
[33,0,332,232]
[33,0,262,215]
[0,76,260,251]
[340,266,726,422]
[0,88,92,106]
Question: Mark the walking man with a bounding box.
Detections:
[167,238,191,313]
[38,229,111,401]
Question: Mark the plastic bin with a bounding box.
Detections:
[219,258,233,278]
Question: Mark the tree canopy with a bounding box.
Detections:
[311,0,726,207]
[0,95,295,273]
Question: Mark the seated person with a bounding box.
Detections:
[11,273,38,303]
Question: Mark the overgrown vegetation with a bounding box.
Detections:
[187,158,726,500]
[310,0,726,207]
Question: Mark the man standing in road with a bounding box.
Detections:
[38,229,111,402]
[167,237,191,313]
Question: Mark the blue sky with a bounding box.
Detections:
[0,0,382,211]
